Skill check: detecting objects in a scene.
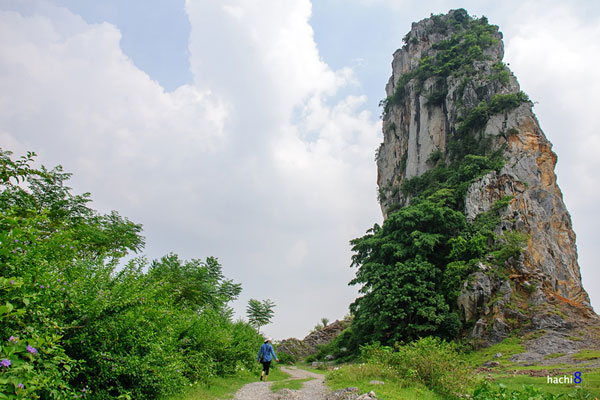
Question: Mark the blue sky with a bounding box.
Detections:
[1,0,599,339]
[50,0,193,91]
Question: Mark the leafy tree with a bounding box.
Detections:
[0,149,39,186]
[246,298,275,333]
[0,164,145,265]
[349,193,465,344]
[148,254,241,315]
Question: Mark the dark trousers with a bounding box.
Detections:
[261,360,271,375]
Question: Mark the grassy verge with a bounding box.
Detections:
[573,349,600,361]
[463,336,525,368]
[322,363,600,399]
[481,370,600,396]
[324,363,443,400]
[270,377,314,392]
[171,368,290,400]
[296,362,329,375]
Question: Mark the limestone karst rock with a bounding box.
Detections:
[278,318,350,360]
[376,9,596,345]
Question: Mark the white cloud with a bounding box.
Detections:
[0,0,382,338]
[184,0,382,337]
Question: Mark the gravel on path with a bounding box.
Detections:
[233,366,329,400]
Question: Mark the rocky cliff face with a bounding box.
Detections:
[377,9,596,346]
[278,319,350,360]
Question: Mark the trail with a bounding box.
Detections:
[233,366,328,400]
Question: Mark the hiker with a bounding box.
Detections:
[257,337,278,382]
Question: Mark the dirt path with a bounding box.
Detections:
[233,366,329,400]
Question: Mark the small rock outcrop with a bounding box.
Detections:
[376,9,596,347]
[278,319,351,360]
[326,388,379,400]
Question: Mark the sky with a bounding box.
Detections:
[0,0,598,340]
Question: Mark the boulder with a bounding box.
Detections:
[457,272,492,322]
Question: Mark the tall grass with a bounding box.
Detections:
[360,337,475,398]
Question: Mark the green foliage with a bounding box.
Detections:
[311,328,358,363]
[449,92,528,161]
[246,299,275,333]
[270,377,313,392]
[350,109,523,346]
[491,62,510,84]
[425,78,448,106]
[381,11,500,115]
[276,352,296,365]
[0,150,39,186]
[426,150,444,166]
[472,381,595,399]
[325,362,443,399]
[0,164,145,265]
[0,276,79,399]
[401,155,505,207]
[572,349,600,361]
[489,231,527,266]
[399,153,408,175]
[0,149,264,399]
[456,92,529,136]
[361,337,475,398]
[350,193,468,343]
[175,368,290,400]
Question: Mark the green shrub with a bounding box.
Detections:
[361,337,474,398]
[311,328,357,363]
[472,381,595,399]
[277,352,296,365]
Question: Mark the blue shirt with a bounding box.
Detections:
[257,342,277,362]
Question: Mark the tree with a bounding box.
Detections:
[321,317,329,327]
[148,254,241,314]
[0,149,264,398]
[349,192,466,345]
[0,149,39,186]
[246,298,275,333]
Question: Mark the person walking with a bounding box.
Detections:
[257,337,278,382]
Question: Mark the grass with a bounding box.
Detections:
[573,349,600,361]
[486,370,600,396]
[322,362,600,399]
[172,338,600,400]
[544,353,566,359]
[297,362,329,375]
[463,336,526,368]
[270,377,314,392]
[172,368,290,400]
[325,363,443,400]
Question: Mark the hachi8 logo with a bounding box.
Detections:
[547,372,582,384]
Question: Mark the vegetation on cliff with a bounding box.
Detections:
[380,9,503,115]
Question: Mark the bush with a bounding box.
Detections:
[362,337,475,398]
[311,328,358,363]
[277,352,296,365]
[472,381,595,399]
